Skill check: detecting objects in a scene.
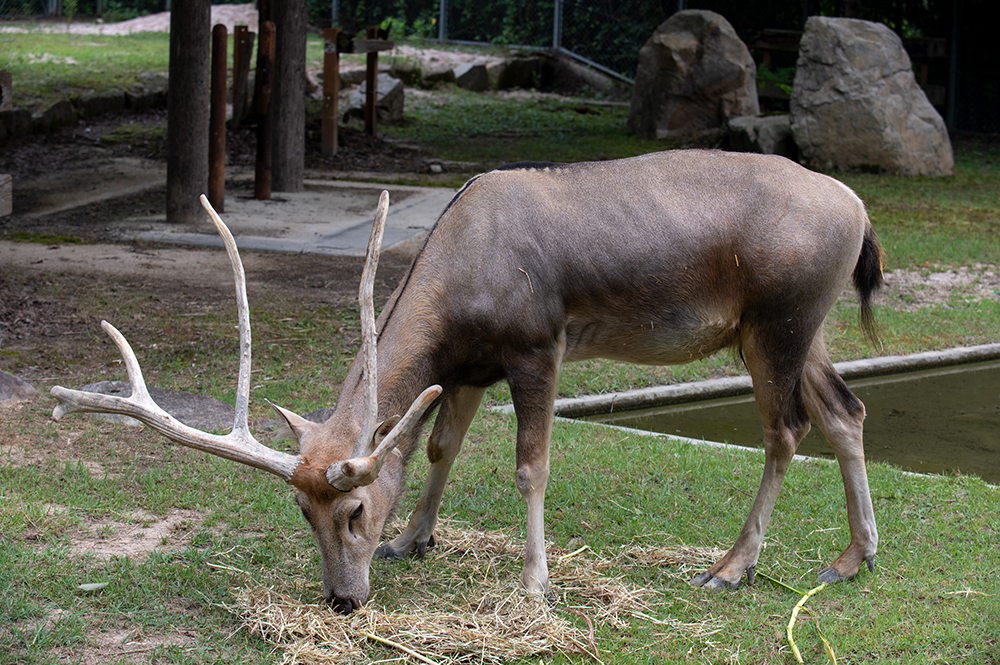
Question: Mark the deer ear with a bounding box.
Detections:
[269,401,318,444]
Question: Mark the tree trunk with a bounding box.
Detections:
[166,0,210,223]
[271,0,306,192]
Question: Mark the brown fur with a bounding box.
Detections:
[285,150,885,610]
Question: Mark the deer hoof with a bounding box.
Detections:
[414,534,436,559]
[817,566,849,584]
[692,570,744,590]
[374,543,408,560]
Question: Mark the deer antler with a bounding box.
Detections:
[50,195,302,480]
[326,190,442,492]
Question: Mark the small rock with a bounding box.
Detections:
[0,371,38,407]
[77,381,235,432]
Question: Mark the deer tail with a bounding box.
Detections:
[852,222,885,347]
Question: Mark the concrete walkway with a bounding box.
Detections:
[132,179,457,256]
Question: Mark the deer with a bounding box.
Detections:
[51,149,884,614]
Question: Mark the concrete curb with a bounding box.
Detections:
[495,343,1000,418]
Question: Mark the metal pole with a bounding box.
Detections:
[553,0,562,49]
[439,0,447,41]
[331,0,338,26]
[209,24,227,212]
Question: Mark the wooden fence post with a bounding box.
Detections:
[209,23,228,212]
[232,25,254,130]
[255,20,275,200]
[322,27,341,155]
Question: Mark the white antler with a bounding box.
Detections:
[50,195,302,481]
[356,190,388,452]
[326,190,442,492]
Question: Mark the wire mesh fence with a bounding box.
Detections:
[1,0,995,134]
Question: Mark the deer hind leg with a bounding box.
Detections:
[801,332,878,582]
[694,325,813,590]
[376,386,486,560]
[505,334,565,600]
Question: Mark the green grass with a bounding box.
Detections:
[380,85,666,171]
[839,142,1000,271]
[0,31,171,111]
[3,402,999,664]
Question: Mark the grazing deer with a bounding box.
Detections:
[52,150,884,614]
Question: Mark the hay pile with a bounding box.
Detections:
[230,520,724,664]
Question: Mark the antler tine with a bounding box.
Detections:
[200,194,253,435]
[327,384,442,492]
[356,190,390,452]
[49,196,302,481]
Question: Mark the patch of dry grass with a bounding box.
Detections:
[229,520,725,664]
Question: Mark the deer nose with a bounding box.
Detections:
[329,595,359,615]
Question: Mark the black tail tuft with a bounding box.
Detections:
[853,223,886,347]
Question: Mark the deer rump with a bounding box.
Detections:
[52,149,883,614]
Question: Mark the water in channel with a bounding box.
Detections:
[584,360,1000,483]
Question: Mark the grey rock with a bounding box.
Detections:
[345,73,404,124]
[497,56,543,90]
[485,61,505,90]
[1,371,38,407]
[454,63,489,92]
[78,381,235,432]
[73,89,126,119]
[389,59,423,87]
[421,61,456,86]
[628,10,759,139]
[32,100,78,134]
[790,17,953,176]
[728,114,797,158]
[541,50,628,100]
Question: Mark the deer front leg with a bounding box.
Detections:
[693,425,805,589]
[377,386,486,560]
[506,337,564,600]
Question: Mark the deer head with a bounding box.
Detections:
[50,192,441,613]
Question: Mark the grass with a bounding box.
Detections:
[2,32,999,665]
[3,402,999,664]
[0,31,171,112]
[380,86,662,171]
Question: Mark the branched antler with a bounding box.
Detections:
[50,195,302,480]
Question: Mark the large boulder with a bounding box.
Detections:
[728,114,797,159]
[344,73,404,124]
[790,17,953,176]
[628,10,759,139]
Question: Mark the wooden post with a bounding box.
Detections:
[271,0,306,192]
[365,25,378,136]
[322,27,341,156]
[209,23,227,212]
[232,24,253,130]
[166,0,210,224]
[255,20,275,200]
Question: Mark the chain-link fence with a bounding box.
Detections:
[2,0,996,134]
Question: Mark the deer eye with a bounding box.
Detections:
[350,503,364,521]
